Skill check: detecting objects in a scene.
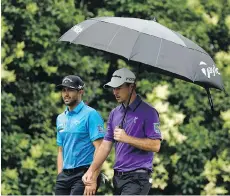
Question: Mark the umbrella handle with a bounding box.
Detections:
[206,88,214,112]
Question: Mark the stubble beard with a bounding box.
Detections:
[64,99,78,107]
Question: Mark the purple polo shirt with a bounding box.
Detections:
[104,95,161,172]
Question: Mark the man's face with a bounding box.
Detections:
[113,83,133,104]
[61,87,82,106]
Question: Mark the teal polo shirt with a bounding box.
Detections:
[56,101,105,169]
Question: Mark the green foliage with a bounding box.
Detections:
[2,0,230,195]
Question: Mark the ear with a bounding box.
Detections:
[79,89,84,95]
[130,83,135,89]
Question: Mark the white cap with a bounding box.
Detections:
[104,68,136,88]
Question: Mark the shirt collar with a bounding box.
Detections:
[119,95,142,112]
[65,101,85,114]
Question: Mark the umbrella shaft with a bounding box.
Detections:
[206,88,214,112]
[120,64,141,129]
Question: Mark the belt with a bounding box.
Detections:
[62,165,90,175]
[114,169,151,176]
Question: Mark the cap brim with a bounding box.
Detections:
[103,80,125,89]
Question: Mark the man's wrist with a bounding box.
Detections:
[88,166,95,173]
[124,134,131,143]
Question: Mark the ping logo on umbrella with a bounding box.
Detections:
[199,61,220,78]
[72,25,83,34]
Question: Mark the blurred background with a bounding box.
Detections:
[1,0,230,195]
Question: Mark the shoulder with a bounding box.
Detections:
[56,112,65,122]
[56,112,66,129]
[83,105,99,114]
[141,100,159,117]
[109,105,121,116]
[84,105,103,119]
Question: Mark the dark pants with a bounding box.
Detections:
[113,171,152,195]
[55,166,101,195]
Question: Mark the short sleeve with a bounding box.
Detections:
[87,110,105,142]
[144,108,162,140]
[104,110,115,142]
[56,116,63,146]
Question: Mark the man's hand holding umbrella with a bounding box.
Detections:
[114,126,128,142]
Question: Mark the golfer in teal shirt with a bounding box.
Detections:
[55,75,105,195]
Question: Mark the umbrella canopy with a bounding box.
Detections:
[60,17,224,91]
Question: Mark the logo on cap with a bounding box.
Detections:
[126,77,135,82]
[63,78,73,83]
[113,75,122,78]
[77,85,84,89]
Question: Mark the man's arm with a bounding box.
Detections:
[83,139,104,195]
[82,140,113,183]
[57,147,63,174]
[91,138,104,180]
[114,127,161,152]
[90,140,113,173]
[124,136,160,152]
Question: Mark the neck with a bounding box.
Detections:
[124,92,137,107]
[68,100,81,111]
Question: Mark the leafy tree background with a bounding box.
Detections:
[1,0,230,195]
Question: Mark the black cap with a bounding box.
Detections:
[56,75,85,90]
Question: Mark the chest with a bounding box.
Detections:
[112,110,145,137]
[57,113,88,138]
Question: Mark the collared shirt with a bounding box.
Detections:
[104,95,161,172]
[56,101,105,169]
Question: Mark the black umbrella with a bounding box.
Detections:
[59,17,225,113]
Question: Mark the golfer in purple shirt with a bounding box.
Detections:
[82,68,162,195]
